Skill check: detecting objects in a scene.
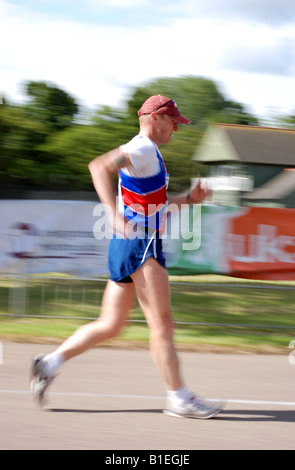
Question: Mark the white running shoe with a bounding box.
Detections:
[163,395,225,419]
[30,354,56,407]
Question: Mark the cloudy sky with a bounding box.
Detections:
[1,0,295,121]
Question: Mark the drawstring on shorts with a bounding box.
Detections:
[141,231,157,265]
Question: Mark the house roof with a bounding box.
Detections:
[193,124,295,166]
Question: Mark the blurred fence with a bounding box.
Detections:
[1,275,295,331]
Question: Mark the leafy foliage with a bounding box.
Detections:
[0,76,269,195]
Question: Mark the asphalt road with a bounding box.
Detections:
[1,341,295,450]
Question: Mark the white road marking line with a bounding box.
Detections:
[0,389,295,406]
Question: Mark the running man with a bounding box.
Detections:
[31,95,224,419]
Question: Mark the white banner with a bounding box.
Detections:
[0,200,109,276]
[3,201,294,280]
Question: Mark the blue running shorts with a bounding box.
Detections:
[108,233,166,283]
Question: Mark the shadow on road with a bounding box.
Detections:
[48,408,295,422]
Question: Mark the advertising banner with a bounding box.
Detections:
[0,200,109,276]
[1,201,295,280]
[165,205,295,280]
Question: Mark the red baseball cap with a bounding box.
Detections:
[137,95,192,124]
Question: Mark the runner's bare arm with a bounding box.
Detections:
[88,148,131,213]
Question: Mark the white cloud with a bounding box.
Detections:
[90,0,148,6]
[1,0,295,120]
[174,0,295,26]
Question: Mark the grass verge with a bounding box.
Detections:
[1,274,295,353]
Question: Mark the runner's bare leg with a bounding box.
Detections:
[131,257,184,391]
[55,281,135,361]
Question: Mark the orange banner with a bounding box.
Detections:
[228,207,295,280]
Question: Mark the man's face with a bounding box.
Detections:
[153,114,178,145]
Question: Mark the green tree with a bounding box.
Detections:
[208,100,258,126]
[0,103,49,189]
[126,76,257,128]
[38,104,138,190]
[279,114,295,129]
[24,81,78,132]
[0,82,80,191]
[0,76,259,195]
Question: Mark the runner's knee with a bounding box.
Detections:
[150,314,174,339]
[92,318,124,340]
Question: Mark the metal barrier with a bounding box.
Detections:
[1,275,295,330]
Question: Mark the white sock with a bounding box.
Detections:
[43,352,65,377]
[167,387,192,403]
